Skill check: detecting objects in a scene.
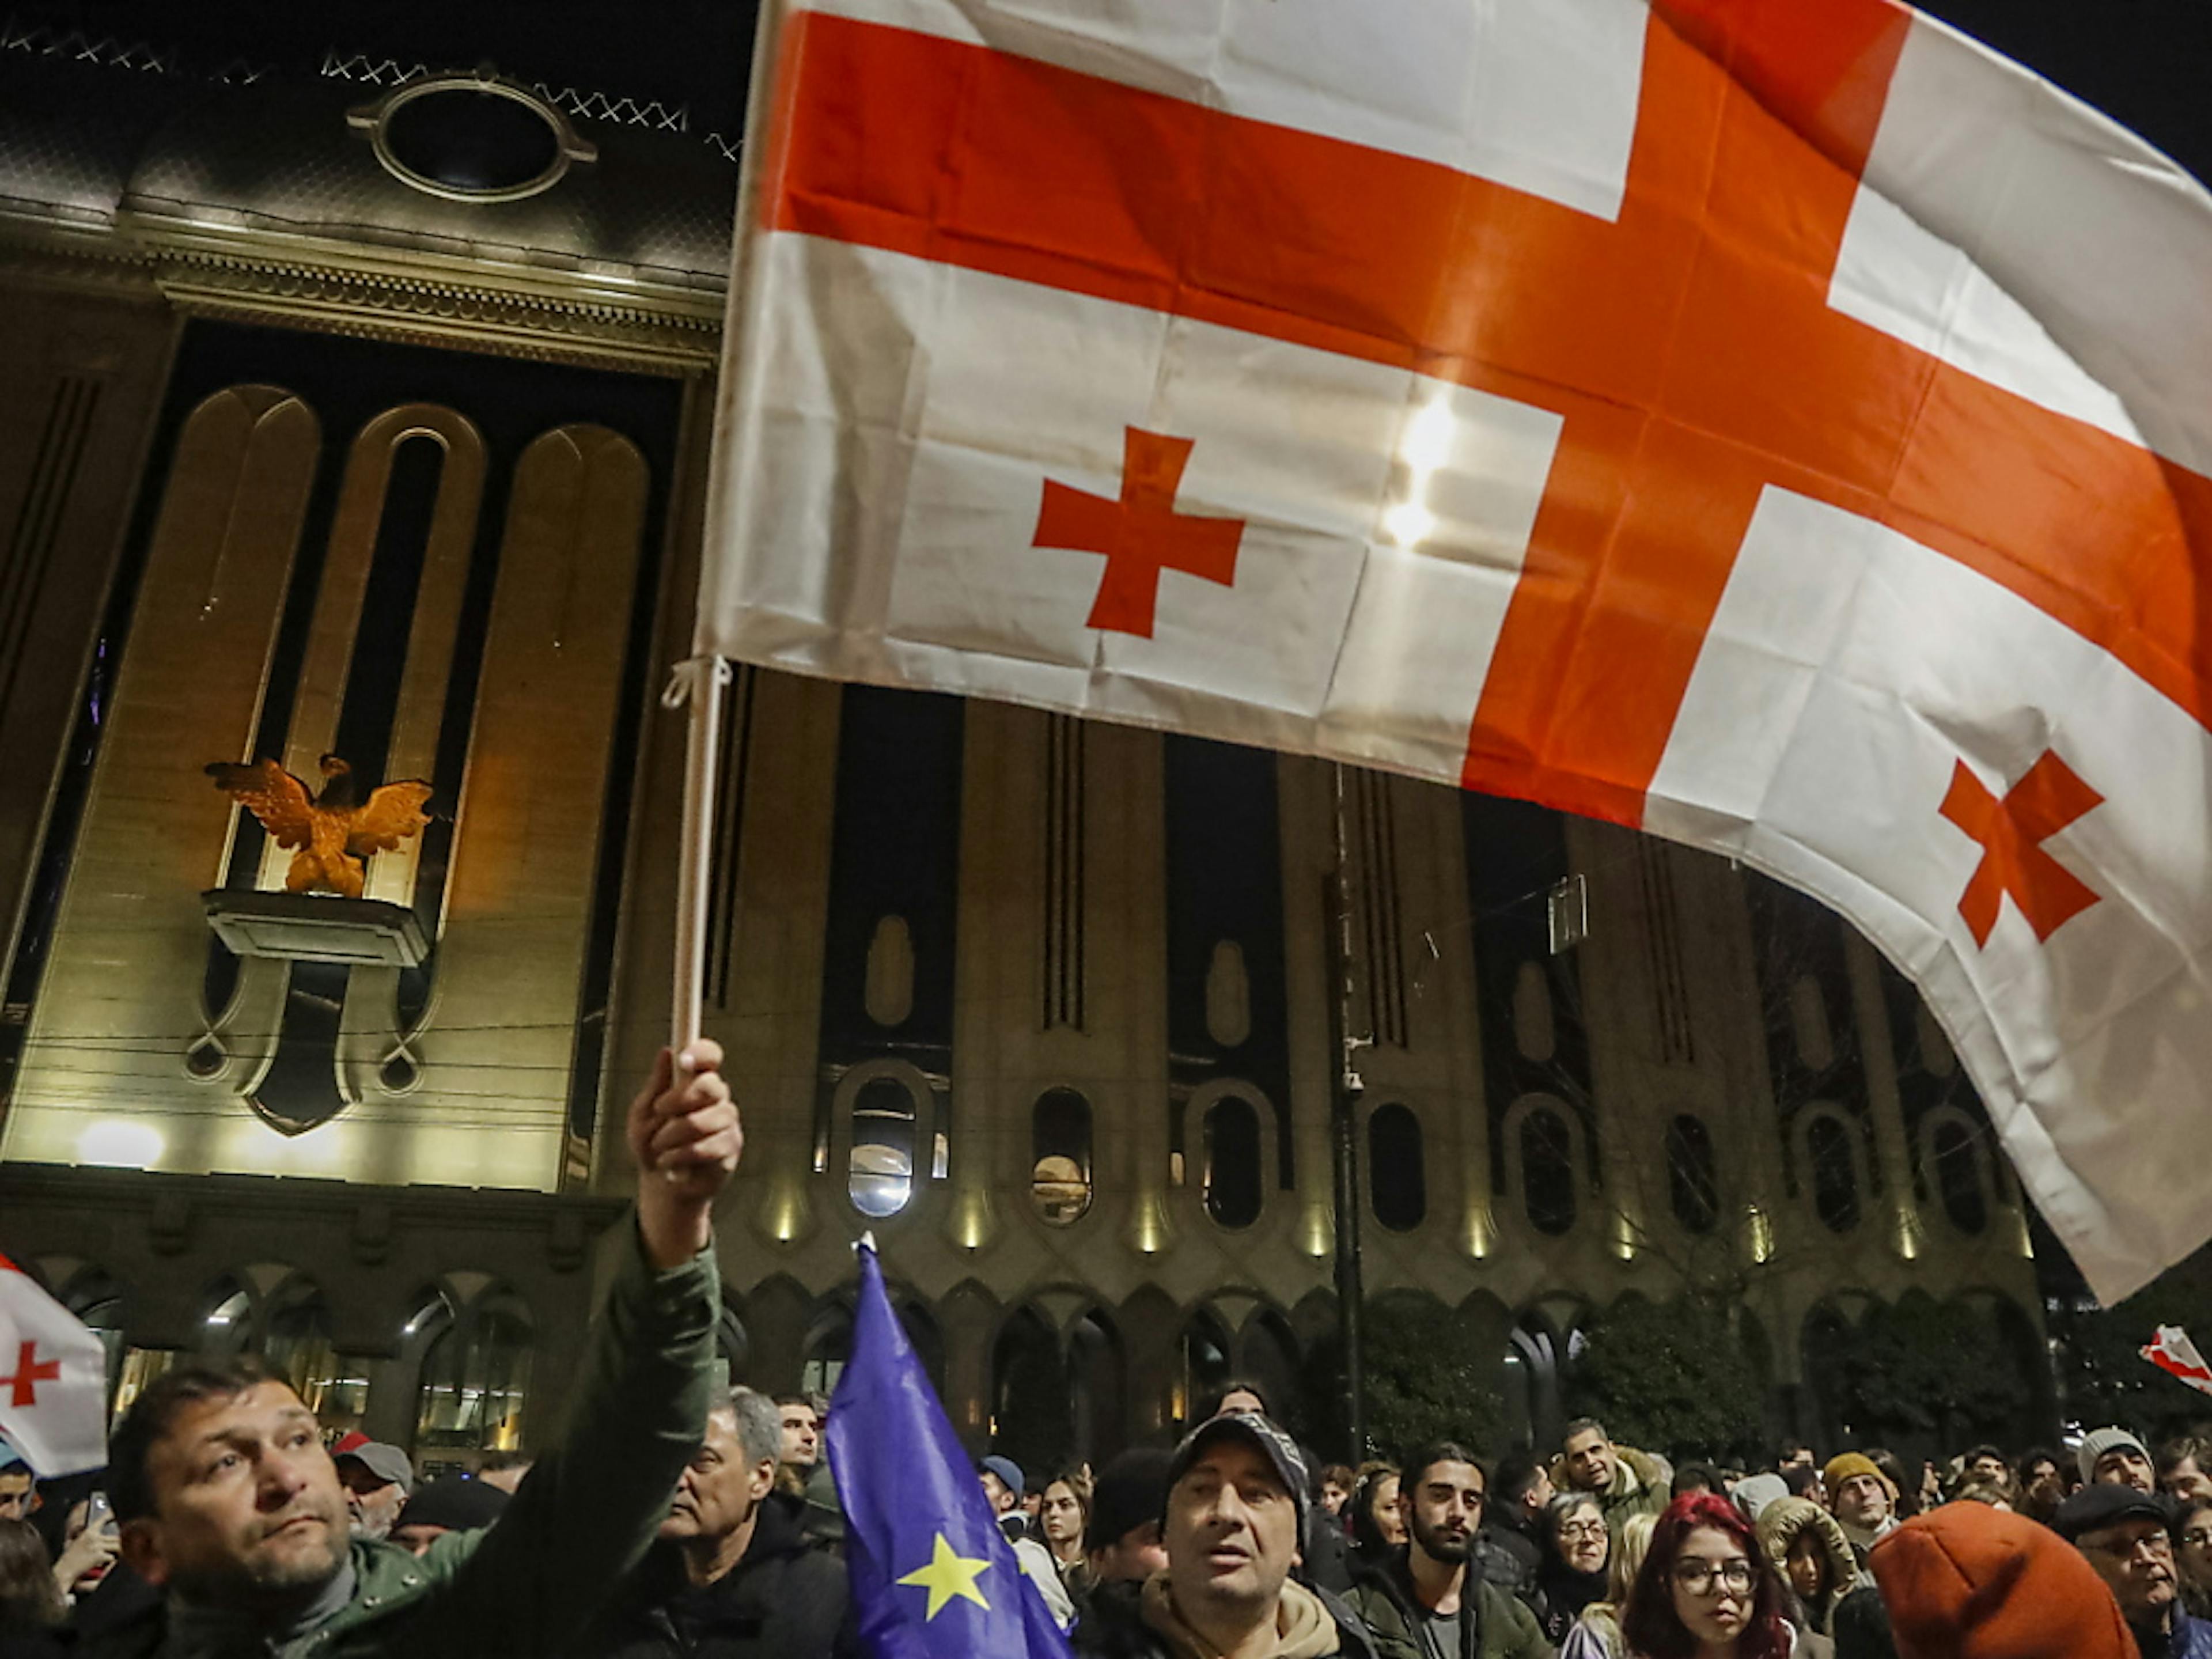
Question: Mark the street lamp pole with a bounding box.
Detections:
[1328,762,1369,1461]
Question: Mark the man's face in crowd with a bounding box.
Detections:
[2096,1448,2157,1494]
[1216,1389,1266,1418]
[1320,1479,1349,1516]
[1093,1518,1169,1586]
[335,1460,406,1543]
[661,1409,772,1545]
[1518,1466,1555,1519]
[1780,1447,1815,1472]
[778,1402,819,1468]
[389,1521,448,1557]
[1407,1460,1484,1567]
[0,1469,33,1521]
[1165,1437,1299,1625]
[1563,1429,1615,1494]
[120,1382,350,1606]
[1831,1472,1892,1531]
[2078,1518,2179,1625]
[2166,1457,2212,1505]
[1968,1453,2009,1484]
[980,1471,1018,1515]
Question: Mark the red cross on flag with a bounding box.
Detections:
[0,1255,109,1475]
[698,0,2212,1302]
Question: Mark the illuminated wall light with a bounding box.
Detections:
[75,1119,164,1169]
[1300,1208,1333,1259]
[1466,1208,1495,1260]
[1896,1210,1923,1262]
[1746,1204,1775,1265]
[1612,1213,1639,1262]
[769,1189,801,1243]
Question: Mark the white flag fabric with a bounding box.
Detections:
[700,0,2212,1302]
[0,1255,109,1475]
[2143,1326,2212,1398]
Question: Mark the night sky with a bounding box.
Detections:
[25,2,2212,185]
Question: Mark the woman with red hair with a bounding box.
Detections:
[1621,1494,1794,1659]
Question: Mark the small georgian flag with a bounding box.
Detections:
[2143,1326,2212,1399]
[0,1254,110,1475]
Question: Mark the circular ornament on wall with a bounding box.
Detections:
[347,67,597,203]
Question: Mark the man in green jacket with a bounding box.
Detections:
[1347,1444,1553,1659]
[88,1042,742,1659]
[1552,1421,1669,1546]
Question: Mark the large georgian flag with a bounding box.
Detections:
[699,0,2212,1303]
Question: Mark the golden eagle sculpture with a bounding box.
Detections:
[204,754,435,900]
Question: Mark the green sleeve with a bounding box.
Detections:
[400,1217,719,1654]
[1483,1582,1556,1659]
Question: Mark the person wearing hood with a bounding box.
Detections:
[1872,1497,2134,1659]
[1527,1494,1607,1647]
[1346,1442,1551,1659]
[1552,1423,1668,1547]
[1755,1497,1854,1644]
[569,1385,855,1659]
[1821,1455,1898,1571]
[2056,1483,2212,1659]
[1073,1411,1377,1659]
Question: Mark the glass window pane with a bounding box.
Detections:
[1934,1123,1988,1234]
[850,1077,918,1218]
[1203,1097,1263,1229]
[1368,1104,1426,1233]
[1031,1088,1093,1225]
[1808,1115,1861,1233]
[1666,1115,1720,1234]
[1521,1109,1577,1236]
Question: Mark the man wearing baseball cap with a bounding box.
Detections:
[2083,1427,2160,1494]
[2058,1483,2212,1658]
[1072,1411,1376,1657]
[978,1453,1075,1628]
[333,1440,413,1544]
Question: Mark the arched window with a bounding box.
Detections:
[1807,1114,1861,1233]
[849,1076,918,1217]
[1933,1120,1989,1235]
[1520,1108,1577,1236]
[416,1289,534,1453]
[1202,1095,1263,1228]
[1665,1115,1720,1234]
[263,1278,365,1433]
[198,1277,253,1358]
[1031,1088,1093,1224]
[1368,1104,1426,1233]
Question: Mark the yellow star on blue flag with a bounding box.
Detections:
[897,1532,994,1619]
[827,1239,1074,1657]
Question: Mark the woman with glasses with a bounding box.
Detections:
[2176,1498,2212,1620]
[1559,1512,1656,1659]
[1621,1494,1792,1659]
[1533,1493,1613,1643]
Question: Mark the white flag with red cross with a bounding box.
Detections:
[2144,1327,2212,1399]
[0,1255,109,1475]
[698,0,2212,1303]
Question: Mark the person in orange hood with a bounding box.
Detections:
[1869,1499,2133,1659]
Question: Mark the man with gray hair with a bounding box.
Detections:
[570,1385,855,1658]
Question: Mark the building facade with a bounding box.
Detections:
[0,29,2047,1473]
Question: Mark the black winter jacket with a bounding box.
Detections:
[567,1495,858,1659]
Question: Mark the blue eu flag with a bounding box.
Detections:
[828,1240,1074,1659]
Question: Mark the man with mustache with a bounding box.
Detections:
[79,1044,741,1659]
[1347,1443,1552,1659]
[2058,1483,2212,1659]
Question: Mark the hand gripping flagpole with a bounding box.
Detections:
[662,657,732,1073]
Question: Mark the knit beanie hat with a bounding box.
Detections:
[1870,1501,2134,1659]
[2077,1426,2149,1486]
[1824,1452,1897,1498]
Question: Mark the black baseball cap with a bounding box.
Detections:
[1165,1411,1310,1532]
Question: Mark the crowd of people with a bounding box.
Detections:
[0,1048,2205,1657]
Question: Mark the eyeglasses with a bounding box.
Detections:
[1674,1558,1756,1596]
[1558,1521,1608,1541]
[2083,1532,2173,1563]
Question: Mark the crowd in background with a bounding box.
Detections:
[9,1369,2212,1657]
